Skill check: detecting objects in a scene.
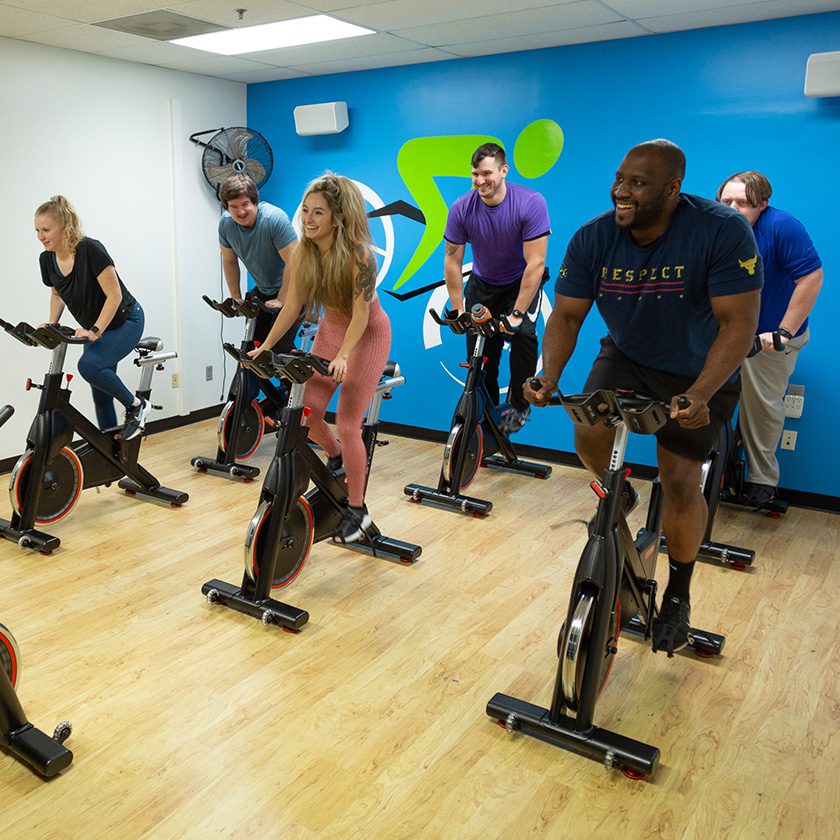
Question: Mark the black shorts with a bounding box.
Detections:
[582,337,740,462]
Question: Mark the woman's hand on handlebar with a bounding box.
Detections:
[670,393,710,428]
[328,354,348,383]
[264,297,283,309]
[74,327,99,341]
[524,375,557,407]
[246,342,269,360]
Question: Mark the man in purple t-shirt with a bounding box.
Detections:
[443,143,551,434]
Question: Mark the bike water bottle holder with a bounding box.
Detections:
[614,395,669,435]
[560,390,619,427]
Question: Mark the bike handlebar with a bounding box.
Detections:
[202,292,281,320]
[0,318,86,349]
[224,345,333,383]
[747,331,786,358]
[429,305,516,337]
[0,404,14,429]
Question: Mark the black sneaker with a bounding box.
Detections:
[743,482,776,508]
[326,453,343,474]
[122,398,151,441]
[499,403,531,435]
[333,504,372,544]
[588,481,639,535]
[651,595,691,658]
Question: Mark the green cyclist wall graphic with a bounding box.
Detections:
[369,118,565,299]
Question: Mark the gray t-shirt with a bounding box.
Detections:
[218,202,297,296]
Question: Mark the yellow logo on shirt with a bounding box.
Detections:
[739,255,758,275]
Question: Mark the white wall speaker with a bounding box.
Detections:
[293,101,349,135]
[804,52,840,98]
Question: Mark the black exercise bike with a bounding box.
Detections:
[191,293,315,482]
[0,318,188,554]
[404,304,551,516]
[202,347,422,631]
[1,615,72,777]
[487,387,725,780]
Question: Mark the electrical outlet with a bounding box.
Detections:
[171,372,180,389]
[781,430,797,450]
[205,365,213,382]
[784,393,804,418]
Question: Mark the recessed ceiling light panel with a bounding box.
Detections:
[172,15,375,56]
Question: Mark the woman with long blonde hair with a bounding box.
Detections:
[251,173,391,541]
[34,196,148,438]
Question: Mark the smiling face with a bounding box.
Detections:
[34,212,66,254]
[301,191,338,249]
[226,195,259,228]
[610,149,680,243]
[718,180,767,226]
[471,156,508,206]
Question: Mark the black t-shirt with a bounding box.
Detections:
[556,194,763,379]
[39,237,137,330]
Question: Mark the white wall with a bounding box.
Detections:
[0,37,247,458]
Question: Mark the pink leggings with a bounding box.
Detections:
[304,300,391,507]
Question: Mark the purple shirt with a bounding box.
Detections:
[444,182,551,285]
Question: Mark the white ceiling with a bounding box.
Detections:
[1,0,838,81]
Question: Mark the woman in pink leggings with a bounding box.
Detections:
[251,173,391,542]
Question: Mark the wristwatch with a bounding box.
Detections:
[511,309,525,319]
[90,325,101,335]
[777,327,794,340]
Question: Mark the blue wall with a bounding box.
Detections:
[249,12,840,498]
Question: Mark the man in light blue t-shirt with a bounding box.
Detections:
[218,175,300,400]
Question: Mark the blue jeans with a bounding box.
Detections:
[76,302,145,429]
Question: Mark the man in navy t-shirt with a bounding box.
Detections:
[717,171,822,508]
[443,143,551,434]
[528,139,763,656]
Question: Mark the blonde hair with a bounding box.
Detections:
[292,173,374,318]
[35,195,84,252]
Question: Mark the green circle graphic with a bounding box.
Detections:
[513,119,564,179]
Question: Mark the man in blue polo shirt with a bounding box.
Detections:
[528,139,763,656]
[717,171,823,508]
[443,143,551,435]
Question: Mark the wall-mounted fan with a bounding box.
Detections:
[189,127,274,197]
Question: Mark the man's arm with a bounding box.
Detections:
[675,289,760,427]
[524,293,593,405]
[505,235,548,333]
[220,245,242,300]
[778,267,822,338]
[443,241,466,314]
[272,240,299,306]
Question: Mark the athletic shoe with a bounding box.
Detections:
[333,504,372,544]
[743,482,777,508]
[499,403,531,435]
[588,482,639,535]
[122,398,151,441]
[651,595,692,658]
[326,453,343,474]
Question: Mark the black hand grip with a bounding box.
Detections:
[677,396,690,410]
[772,331,785,352]
[0,404,14,429]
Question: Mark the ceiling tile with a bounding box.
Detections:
[285,0,395,11]
[288,46,458,74]
[391,2,622,47]
[218,66,314,83]
[156,54,281,73]
[4,1,173,24]
[335,0,583,30]
[0,5,76,35]
[640,0,840,32]
[89,36,209,62]
[17,22,146,51]
[443,19,649,55]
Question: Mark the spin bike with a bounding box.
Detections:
[202,347,422,631]
[720,332,790,517]
[0,318,188,554]
[404,304,551,516]
[190,293,315,482]
[487,387,725,779]
[1,614,73,777]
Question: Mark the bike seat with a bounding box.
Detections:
[136,337,163,352]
